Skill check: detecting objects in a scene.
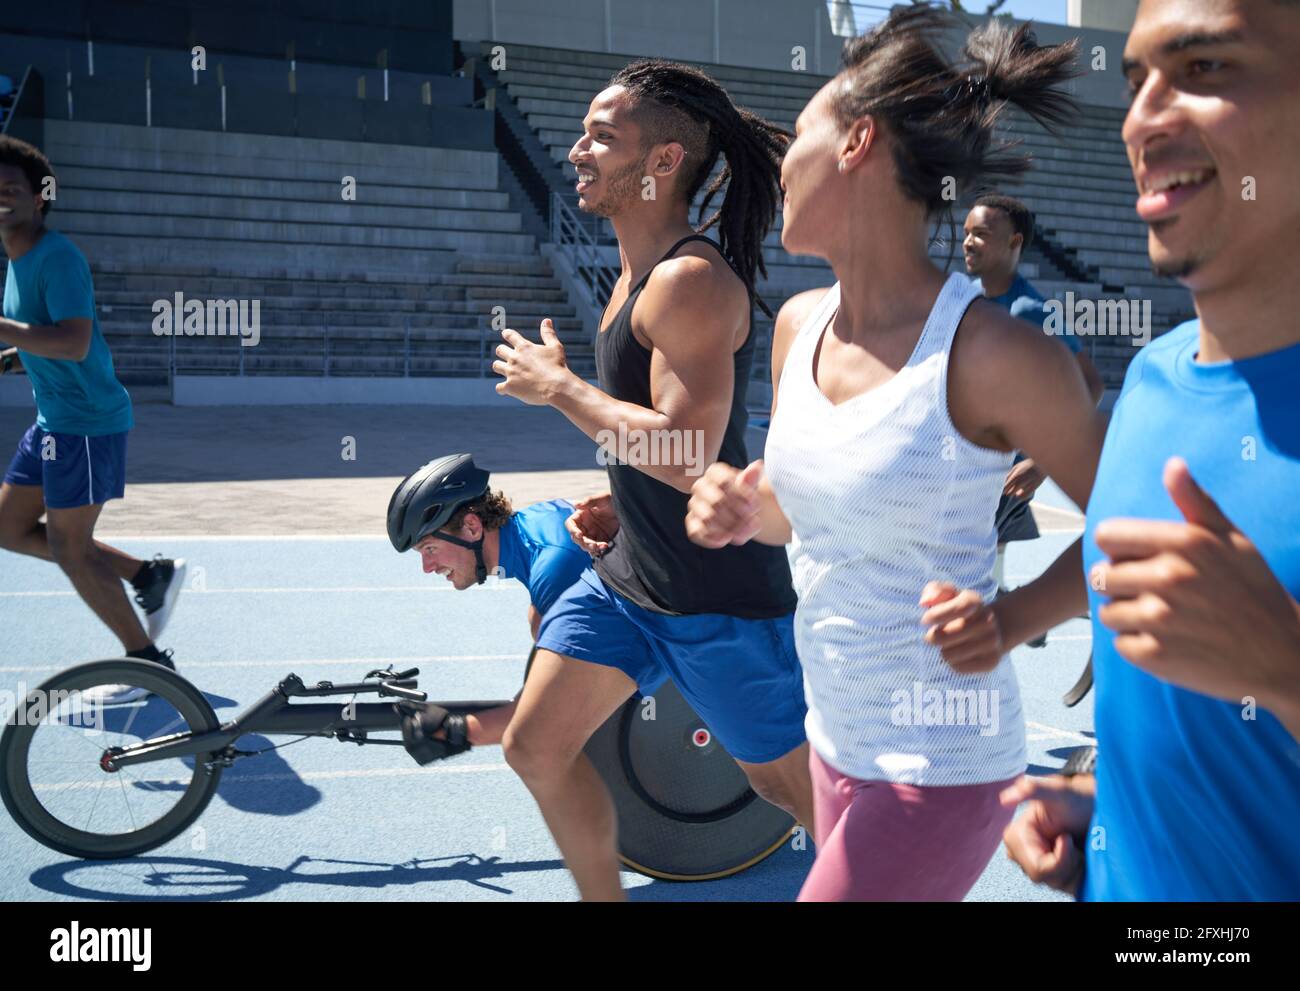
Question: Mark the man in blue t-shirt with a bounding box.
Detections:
[0,136,185,701]
[996,0,1300,900]
[386,454,595,751]
[965,195,1105,619]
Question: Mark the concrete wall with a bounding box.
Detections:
[1069,0,1139,31]
[454,0,844,76]
[0,32,488,149]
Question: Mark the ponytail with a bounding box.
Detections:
[832,3,1080,215]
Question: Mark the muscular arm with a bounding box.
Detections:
[0,317,92,362]
[547,255,749,494]
[1075,351,1105,406]
[949,302,1108,643]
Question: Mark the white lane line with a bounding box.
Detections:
[0,585,522,597]
[32,762,513,793]
[0,582,493,598]
[0,654,522,673]
[1025,721,1093,746]
[94,534,391,541]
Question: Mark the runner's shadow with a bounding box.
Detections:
[29,852,567,902]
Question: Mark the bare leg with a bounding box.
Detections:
[0,482,143,580]
[44,502,150,652]
[502,648,637,901]
[737,741,816,838]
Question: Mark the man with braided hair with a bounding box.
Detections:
[488,60,811,900]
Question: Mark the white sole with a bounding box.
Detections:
[146,558,187,641]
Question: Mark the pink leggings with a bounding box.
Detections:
[798,749,1019,901]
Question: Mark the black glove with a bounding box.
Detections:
[399,702,471,766]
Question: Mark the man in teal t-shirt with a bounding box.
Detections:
[0,135,184,701]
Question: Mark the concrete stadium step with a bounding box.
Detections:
[44,121,498,191]
[69,232,463,279]
[482,41,825,90]
[59,191,525,233]
[57,212,537,254]
[1011,182,1136,208]
[102,309,588,336]
[496,70,811,113]
[496,58,824,101]
[57,165,513,212]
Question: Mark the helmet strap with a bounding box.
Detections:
[428,531,488,585]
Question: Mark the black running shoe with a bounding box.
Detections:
[83,649,177,706]
[1026,632,1048,648]
[132,556,187,640]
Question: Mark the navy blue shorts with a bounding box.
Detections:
[3,422,128,509]
[536,567,807,764]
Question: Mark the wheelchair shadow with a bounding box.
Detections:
[88,691,322,817]
[28,852,566,902]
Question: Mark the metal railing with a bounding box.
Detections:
[1,66,44,149]
[550,191,616,311]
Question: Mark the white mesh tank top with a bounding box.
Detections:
[764,273,1027,785]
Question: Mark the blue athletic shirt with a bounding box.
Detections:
[974,272,1082,354]
[1081,320,1300,901]
[495,498,589,616]
[3,230,132,435]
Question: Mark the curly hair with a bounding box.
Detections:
[446,489,514,533]
[0,134,56,216]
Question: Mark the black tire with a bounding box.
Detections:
[1063,654,1094,707]
[0,658,224,859]
[584,681,794,881]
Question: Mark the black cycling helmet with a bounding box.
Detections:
[387,454,492,583]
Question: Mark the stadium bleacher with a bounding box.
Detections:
[0,13,1193,402]
[31,119,594,384]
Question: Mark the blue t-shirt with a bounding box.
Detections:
[495,498,589,616]
[1081,320,1300,901]
[974,272,1082,354]
[3,230,132,435]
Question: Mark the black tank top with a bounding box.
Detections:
[593,235,797,619]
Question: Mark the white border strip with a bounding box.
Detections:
[0,654,523,673]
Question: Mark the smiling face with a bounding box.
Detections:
[568,85,654,219]
[962,205,1021,280]
[414,514,482,591]
[1122,0,1300,286]
[0,163,42,232]
[779,81,849,258]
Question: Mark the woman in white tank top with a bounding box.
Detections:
[685,8,1109,900]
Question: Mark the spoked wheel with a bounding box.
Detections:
[584,681,794,881]
[0,659,224,859]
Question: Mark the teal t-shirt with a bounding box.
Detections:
[1081,320,1300,900]
[496,499,588,616]
[3,230,132,435]
[973,273,1083,355]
